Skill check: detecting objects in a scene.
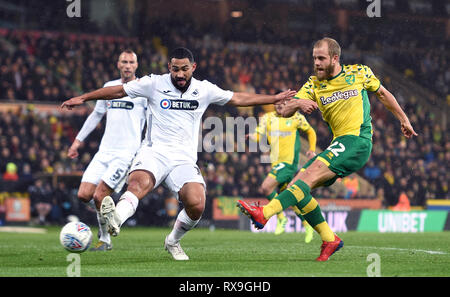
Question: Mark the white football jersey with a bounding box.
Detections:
[94,79,148,156]
[123,73,233,163]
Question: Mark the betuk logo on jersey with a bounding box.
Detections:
[107,100,134,110]
[160,99,199,110]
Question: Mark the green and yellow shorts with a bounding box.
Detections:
[301,135,372,187]
[268,162,298,191]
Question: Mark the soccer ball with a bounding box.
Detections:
[59,221,93,253]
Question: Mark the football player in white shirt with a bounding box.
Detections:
[67,50,148,251]
[62,47,296,260]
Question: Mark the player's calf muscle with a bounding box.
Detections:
[185,203,204,220]
[179,183,205,220]
[77,183,96,202]
[260,177,277,196]
[93,183,113,208]
[299,161,335,189]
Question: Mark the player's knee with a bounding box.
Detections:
[92,183,113,207]
[183,194,205,220]
[92,192,106,208]
[260,185,272,197]
[127,179,145,195]
[127,171,153,196]
[187,202,204,220]
[77,191,92,203]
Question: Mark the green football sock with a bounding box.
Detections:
[266,190,278,201]
[263,180,310,219]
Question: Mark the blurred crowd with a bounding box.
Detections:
[0,16,448,224]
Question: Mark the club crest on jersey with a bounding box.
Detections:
[191,89,200,97]
[345,75,355,85]
[160,99,199,110]
[107,100,134,110]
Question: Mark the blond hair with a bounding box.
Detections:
[314,38,341,60]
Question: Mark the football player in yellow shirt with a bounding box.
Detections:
[250,102,316,240]
[238,37,417,261]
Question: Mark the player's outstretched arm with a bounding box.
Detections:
[375,85,418,138]
[280,98,318,117]
[228,89,297,107]
[61,85,127,110]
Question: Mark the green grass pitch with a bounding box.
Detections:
[0,227,449,277]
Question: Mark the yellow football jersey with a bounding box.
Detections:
[253,112,314,166]
[295,64,381,140]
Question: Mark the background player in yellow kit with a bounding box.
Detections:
[238,37,417,261]
[249,102,316,241]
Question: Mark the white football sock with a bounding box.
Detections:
[96,210,111,244]
[167,208,200,244]
[115,191,139,226]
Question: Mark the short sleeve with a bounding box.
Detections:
[205,81,234,106]
[294,76,316,101]
[362,65,381,92]
[123,75,153,99]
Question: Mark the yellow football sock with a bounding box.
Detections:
[263,199,282,220]
[313,221,335,242]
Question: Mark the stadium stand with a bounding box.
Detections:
[0,2,448,225]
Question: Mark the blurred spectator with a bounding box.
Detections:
[50,181,72,224]
[363,160,381,184]
[3,162,19,181]
[0,19,448,221]
[342,174,360,200]
[392,192,411,211]
[28,179,52,225]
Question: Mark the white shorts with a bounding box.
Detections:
[130,145,205,195]
[81,151,133,192]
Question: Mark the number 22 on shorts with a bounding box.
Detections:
[327,141,346,157]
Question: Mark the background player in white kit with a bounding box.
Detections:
[62,47,296,260]
[67,50,148,251]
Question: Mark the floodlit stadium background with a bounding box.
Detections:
[0,0,448,232]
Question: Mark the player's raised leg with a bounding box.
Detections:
[99,170,155,236]
[268,161,343,260]
[165,182,205,260]
[237,159,343,261]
